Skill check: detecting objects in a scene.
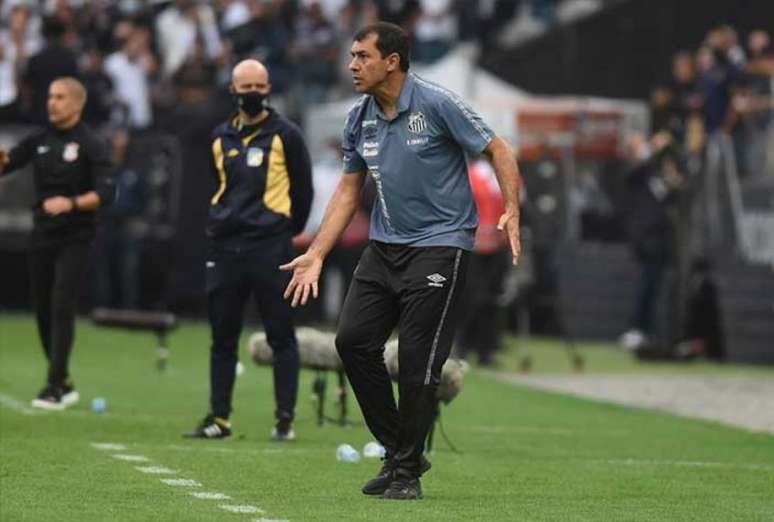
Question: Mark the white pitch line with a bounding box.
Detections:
[160,478,202,487]
[112,454,150,462]
[0,393,41,415]
[190,492,232,500]
[255,519,290,522]
[136,466,177,474]
[219,505,264,514]
[91,443,127,451]
[598,458,774,472]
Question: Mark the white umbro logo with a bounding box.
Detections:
[206,261,215,268]
[37,145,49,154]
[427,273,446,287]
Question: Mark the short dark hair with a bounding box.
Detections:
[353,22,410,72]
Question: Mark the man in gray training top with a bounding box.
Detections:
[281,22,521,500]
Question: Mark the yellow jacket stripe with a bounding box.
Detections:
[210,138,227,205]
[264,134,291,217]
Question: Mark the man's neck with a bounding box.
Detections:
[239,109,270,127]
[53,117,80,131]
[373,71,407,120]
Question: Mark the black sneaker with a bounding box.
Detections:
[362,456,431,496]
[183,414,232,439]
[362,458,397,495]
[382,473,423,500]
[270,418,295,441]
[31,384,65,411]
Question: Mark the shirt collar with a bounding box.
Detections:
[373,72,415,120]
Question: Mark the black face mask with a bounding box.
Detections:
[234,91,267,117]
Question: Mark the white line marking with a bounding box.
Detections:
[136,466,177,474]
[0,392,40,415]
[219,505,264,514]
[164,444,308,456]
[91,443,127,451]
[112,454,150,462]
[190,492,232,500]
[255,519,290,522]
[161,478,202,487]
[596,458,774,472]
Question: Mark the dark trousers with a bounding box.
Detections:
[206,238,299,421]
[336,242,469,477]
[29,241,91,385]
[632,252,668,334]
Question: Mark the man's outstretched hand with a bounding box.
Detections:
[279,252,323,307]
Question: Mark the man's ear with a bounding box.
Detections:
[228,83,235,94]
[386,53,400,72]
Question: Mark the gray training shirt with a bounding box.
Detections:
[342,72,495,251]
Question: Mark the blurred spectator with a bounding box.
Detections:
[93,129,146,309]
[290,1,339,116]
[669,51,704,144]
[218,0,252,32]
[737,30,773,178]
[368,0,420,29]
[104,20,156,130]
[457,0,519,48]
[456,157,510,365]
[80,46,115,128]
[22,17,78,124]
[225,1,291,97]
[0,3,43,122]
[173,38,218,105]
[412,0,456,64]
[531,0,558,27]
[620,132,684,351]
[155,0,224,79]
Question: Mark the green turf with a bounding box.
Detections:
[1,314,773,521]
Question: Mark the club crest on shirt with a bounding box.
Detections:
[246,147,264,167]
[407,112,427,134]
[62,142,79,162]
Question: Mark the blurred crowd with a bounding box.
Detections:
[0,0,582,129]
[620,25,773,357]
[648,25,774,179]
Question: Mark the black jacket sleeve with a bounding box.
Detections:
[85,132,115,206]
[3,133,37,175]
[283,125,314,234]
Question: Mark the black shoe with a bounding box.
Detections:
[382,473,423,500]
[183,414,232,439]
[31,384,65,411]
[362,455,431,496]
[362,459,397,495]
[270,418,295,441]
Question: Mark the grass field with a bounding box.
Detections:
[1,314,773,521]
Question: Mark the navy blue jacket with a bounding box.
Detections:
[207,109,313,249]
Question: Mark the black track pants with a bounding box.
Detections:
[29,241,90,385]
[335,241,469,476]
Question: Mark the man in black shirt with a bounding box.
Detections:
[0,77,115,410]
[184,59,313,441]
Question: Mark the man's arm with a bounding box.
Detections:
[0,134,36,176]
[284,127,314,234]
[42,191,102,216]
[483,136,521,265]
[280,171,366,307]
[43,135,115,215]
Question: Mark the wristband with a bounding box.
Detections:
[70,197,78,212]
